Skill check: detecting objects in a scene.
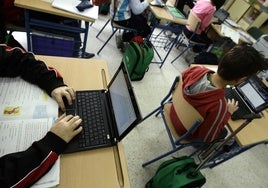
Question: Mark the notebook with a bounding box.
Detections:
[225,75,268,120]
[166,5,185,19]
[63,63,142,153]
[150,0,167,7]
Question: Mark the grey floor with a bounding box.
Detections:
[14,14,268,188]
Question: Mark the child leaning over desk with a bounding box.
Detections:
[170,44,268,143]
[0,44,83,187]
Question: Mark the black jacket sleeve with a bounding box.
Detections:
[0,44,68,187]
[0,132,67,188]
[0,44,66,95]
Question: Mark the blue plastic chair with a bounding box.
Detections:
[170,10,207,64]
[97,0,137,55]
[140,75,207,167]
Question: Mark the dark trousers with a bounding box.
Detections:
[176,0,195,14]
[183,26,212,52]
[114,13,151,42]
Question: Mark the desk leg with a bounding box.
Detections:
[81,21,89,58]
[24,10,31,51]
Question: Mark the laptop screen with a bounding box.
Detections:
[214,8,229,23]
[237,76,268,112]
[108,64,141,140]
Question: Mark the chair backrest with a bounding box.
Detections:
[186,10,201,33]
[164,74,204,140]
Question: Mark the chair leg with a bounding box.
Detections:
[142,145,185,167]
[170,45,191,64]
[139,106,162,124]
[96,19,110,38]
[97,28,118,55]
[159,35,179,68]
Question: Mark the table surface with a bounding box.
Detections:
[38,55,130,188]
[149,4,187,25]
[15,0,96,22]
[209,23,256,44]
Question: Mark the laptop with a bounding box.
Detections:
[225,75,268,120]
[150,0,167,7]
[213,8,229,24]
[63,63,142,153]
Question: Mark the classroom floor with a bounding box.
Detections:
[14,14,268,188]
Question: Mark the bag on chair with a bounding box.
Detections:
[145,156,206,188]
[122,40,154,81]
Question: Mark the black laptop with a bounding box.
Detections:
[63,63,142,153]
[213,8,229,24]
[225,75,268,120]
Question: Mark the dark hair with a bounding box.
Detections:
[211,0,226,10]
[217,44,268,81]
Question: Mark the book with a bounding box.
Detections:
[0,77,60,187]
[166,6,186,19]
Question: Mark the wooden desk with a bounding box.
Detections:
[14,0,97,57]
[207,23,256,44]
[37,55,130,188]
[149,5,187,26]
[15,0,96,22]
[227,110,268,146]
[149,4,187,67]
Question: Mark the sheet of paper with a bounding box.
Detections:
[0,77,60,187]
[221,24,240,44]
[0,118,54,156]
[0,77,58,120]
[52,0,99,20]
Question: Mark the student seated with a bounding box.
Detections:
[110,0,152,49]
[170,44,268,142]
[182,0,226,52]
[0,44,83,187]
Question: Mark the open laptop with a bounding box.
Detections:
[213,8,229,24]
[63,63,142,153]
[150,0,167,7]
[225,75,268,120]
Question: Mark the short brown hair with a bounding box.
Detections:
[217,44,267,81]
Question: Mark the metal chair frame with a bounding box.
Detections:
[140,75,207,167]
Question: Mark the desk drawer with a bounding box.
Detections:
[30,32,79,57]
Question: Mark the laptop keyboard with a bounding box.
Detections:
[225,88,252,120]
[76,91,110,148]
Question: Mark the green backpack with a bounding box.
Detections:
[145,156,206,188]
[122,40,154,81]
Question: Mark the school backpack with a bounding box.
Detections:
[145,156,206,188]
[122,40,154,81]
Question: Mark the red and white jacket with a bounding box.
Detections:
[170,66,231,142]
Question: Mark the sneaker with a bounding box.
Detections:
[115,34,124,49]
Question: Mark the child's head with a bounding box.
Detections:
[217,44,267,81]
[211,0,226,10]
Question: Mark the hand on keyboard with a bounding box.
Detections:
[62,97,76,115]
[227,98,239,114]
